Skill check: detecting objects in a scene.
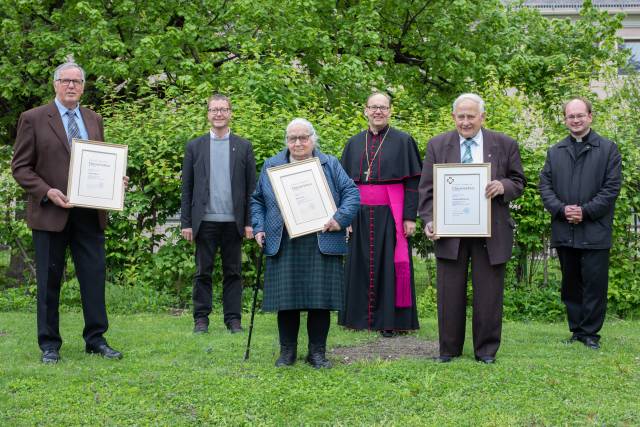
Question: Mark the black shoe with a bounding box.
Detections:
[580,336,601,350]
[433,355,455,363]
[275,345,297,367]
[305,344,331,369]
[193,318,209,334]
[226,319,243,334]
[86,343,123,360]
[380,330,395,338]
[476,356,496,364]
[41,349,60,364]
[563,334,580,344]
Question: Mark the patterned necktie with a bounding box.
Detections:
[66,110,80,145]
[461,138,474,164]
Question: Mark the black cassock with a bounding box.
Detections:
[339,125,422,331]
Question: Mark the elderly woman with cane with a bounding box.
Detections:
[251,118,359,368]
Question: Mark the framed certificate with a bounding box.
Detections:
[67,138,128,211]
[267,157,337,238]
[433,163,491,237]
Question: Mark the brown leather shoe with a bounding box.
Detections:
[226,319,243,334]
[193,318,209,333]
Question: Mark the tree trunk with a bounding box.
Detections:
[6,195,32,286]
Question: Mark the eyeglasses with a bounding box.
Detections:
[208,108,231,114]
[565,113,588,120]
[366,105,390,112]
[287,134,311,144]
[454,114,479,121]
[56,79,84,87]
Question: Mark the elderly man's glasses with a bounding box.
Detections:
[366,105,390,112]
[565,113,588,120]
[455,114,479,121]
[208,108,231,114]
[287,134,311,144]
[56,79,84,86]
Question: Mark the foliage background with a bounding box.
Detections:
[1,0,639,318]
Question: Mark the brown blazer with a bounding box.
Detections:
[11,102,107,232]
[418,128,525,265]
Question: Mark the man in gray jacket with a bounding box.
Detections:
[181,94,256,334]
[539,97,622,350]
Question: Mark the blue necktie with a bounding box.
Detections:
[461,138,474,164]
[66,110,80,145]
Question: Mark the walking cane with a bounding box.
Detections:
[244,245,264,361]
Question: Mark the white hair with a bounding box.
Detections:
[285,118,319,147]
[53,62,85,82]
[452,93,485,113]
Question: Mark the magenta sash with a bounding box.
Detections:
[357,184,412,308]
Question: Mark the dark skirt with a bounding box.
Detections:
[262,231,344,312]
[338,205,419,331]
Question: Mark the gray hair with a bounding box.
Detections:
[53,62,85,82]
[452,93,485,113]
[285,118,319,147]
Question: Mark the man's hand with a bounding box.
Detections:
[47,188,72,208]
[181,228,193,242]
[323,218,341,232]
[564,205,583,224]
[255,232,265,248]
[485,180,505,199]
[403,220,416,238]
[244,226,254,239]
[346,225,352,240]
[424,221,439,241]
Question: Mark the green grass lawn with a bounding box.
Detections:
[0,312,638,426]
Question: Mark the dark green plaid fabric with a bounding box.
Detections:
[262,233,344,312]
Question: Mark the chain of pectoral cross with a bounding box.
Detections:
[364,128,390,182]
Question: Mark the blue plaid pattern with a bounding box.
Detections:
[262,232,343,311]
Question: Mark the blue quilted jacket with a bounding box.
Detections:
[251,148,360,256]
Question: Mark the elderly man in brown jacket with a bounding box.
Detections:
[12,62,123,363]
[418,93,525,364]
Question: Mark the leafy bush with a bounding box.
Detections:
[0,286,35,312]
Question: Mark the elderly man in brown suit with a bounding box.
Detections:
[418,93,525,364]
[12,62,123,363]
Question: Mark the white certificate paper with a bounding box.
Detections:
[67,139,128,211]
[78,150,117,200]
[444,173,480,225]
[281,170,328,224]
[267,157,337,238]
[434,163,491,237]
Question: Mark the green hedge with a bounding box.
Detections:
[2,78,639,319]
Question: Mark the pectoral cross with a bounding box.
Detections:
[364,169,370,182]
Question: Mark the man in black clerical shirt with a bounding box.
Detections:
[539,97,621,350]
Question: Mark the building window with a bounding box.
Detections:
[620,40,640,73]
